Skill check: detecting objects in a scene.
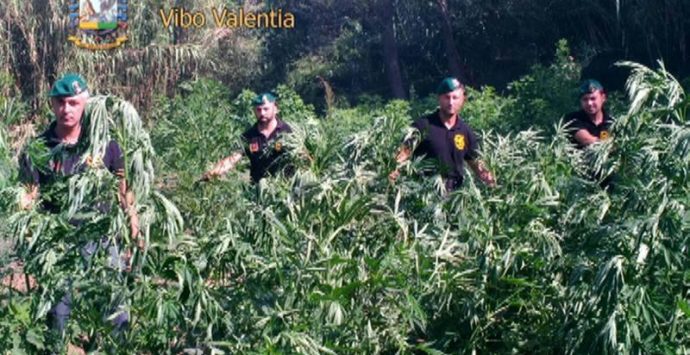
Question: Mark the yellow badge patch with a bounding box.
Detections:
[84,154,103,168]
[274,141,282,152]
[249,141,259,153]
[454,134,466,150]
[600,131,610,140]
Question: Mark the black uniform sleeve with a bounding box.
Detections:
[464,125,480,161]
[566,112,587,133]
[282,123,293,134]
[104,140,125,173]
[405,117,429,148]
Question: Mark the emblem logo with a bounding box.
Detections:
[68,0,129,50]
[72,81,82,94]
[249,141,259,153]
[274,141,282,152]
[600,131,610,140]
[454,134,466,150]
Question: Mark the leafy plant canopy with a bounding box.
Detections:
[1,45,689,354]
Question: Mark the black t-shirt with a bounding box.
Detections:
[409,110,479,184]
[566,110,614,148]
[19,121,124,212]
[241,119,293,183]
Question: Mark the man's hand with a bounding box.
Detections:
[129,208,140,241]
[202,152,243,181]
[479,169,496,187]
[469,160,497,188]
[388,169,401,184]
[201,169,220,181]
[388,146,411,184]
[123,210,143,273]
[18,184,38,210]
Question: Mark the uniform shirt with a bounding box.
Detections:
[241,119,293,183]
[567,110,614,148]
[19,121,124,212]
[409,110,479,185]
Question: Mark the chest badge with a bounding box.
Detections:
[274,141,282,152]
[454,134,466,150]
[249,141,260,153]
[599,131,610,140]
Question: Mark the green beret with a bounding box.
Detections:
[49,73,88,97]
[579,79,604,96]
[436,77,464,95]
[252,92,277,106]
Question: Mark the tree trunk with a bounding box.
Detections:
[379,0,406,99]
[436,0,465,82]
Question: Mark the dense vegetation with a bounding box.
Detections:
[1,37,689,353]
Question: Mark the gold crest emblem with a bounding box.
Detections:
[68,0,129,50]
[600,131,610,140]
[274,141,282,152]
[84,154,104,168]
[454,134,466,150]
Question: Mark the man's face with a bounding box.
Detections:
[580,90,607,117]
[51,93,88,129]
[438,88,465,118]
[254,101,279,124]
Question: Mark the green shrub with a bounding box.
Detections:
[505,39,581,132]
[2,60,689,353]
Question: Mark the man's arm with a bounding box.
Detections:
[464,126,495,187]
[573,129,599,147]
[18,150,40,210]
[388,146,411,182]
[468,159,496,187]
[116,171,142,249]
[19,184,38,210]
[202,151,243,180]
[389,119,427,183]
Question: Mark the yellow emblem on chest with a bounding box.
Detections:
[599,131,610,140]
[454,134,466,150]
[274,141,282,152]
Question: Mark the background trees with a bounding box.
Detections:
[1,0,688,119]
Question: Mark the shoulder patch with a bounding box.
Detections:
[249,141,259,153]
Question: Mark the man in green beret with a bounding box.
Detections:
[203,92,293,182]
[389,77,495,191]
[18,73,140,342]
[567,79,614,148]
[566,79,617,190]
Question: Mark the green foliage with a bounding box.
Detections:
[0,71,27,126]
[0,122,17,239]
[505,39,582,131]
[462,86,516,132]
[2,60,690,353]
[153,79,246,180]
[0,298,48,353]
[0,121,13,189]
